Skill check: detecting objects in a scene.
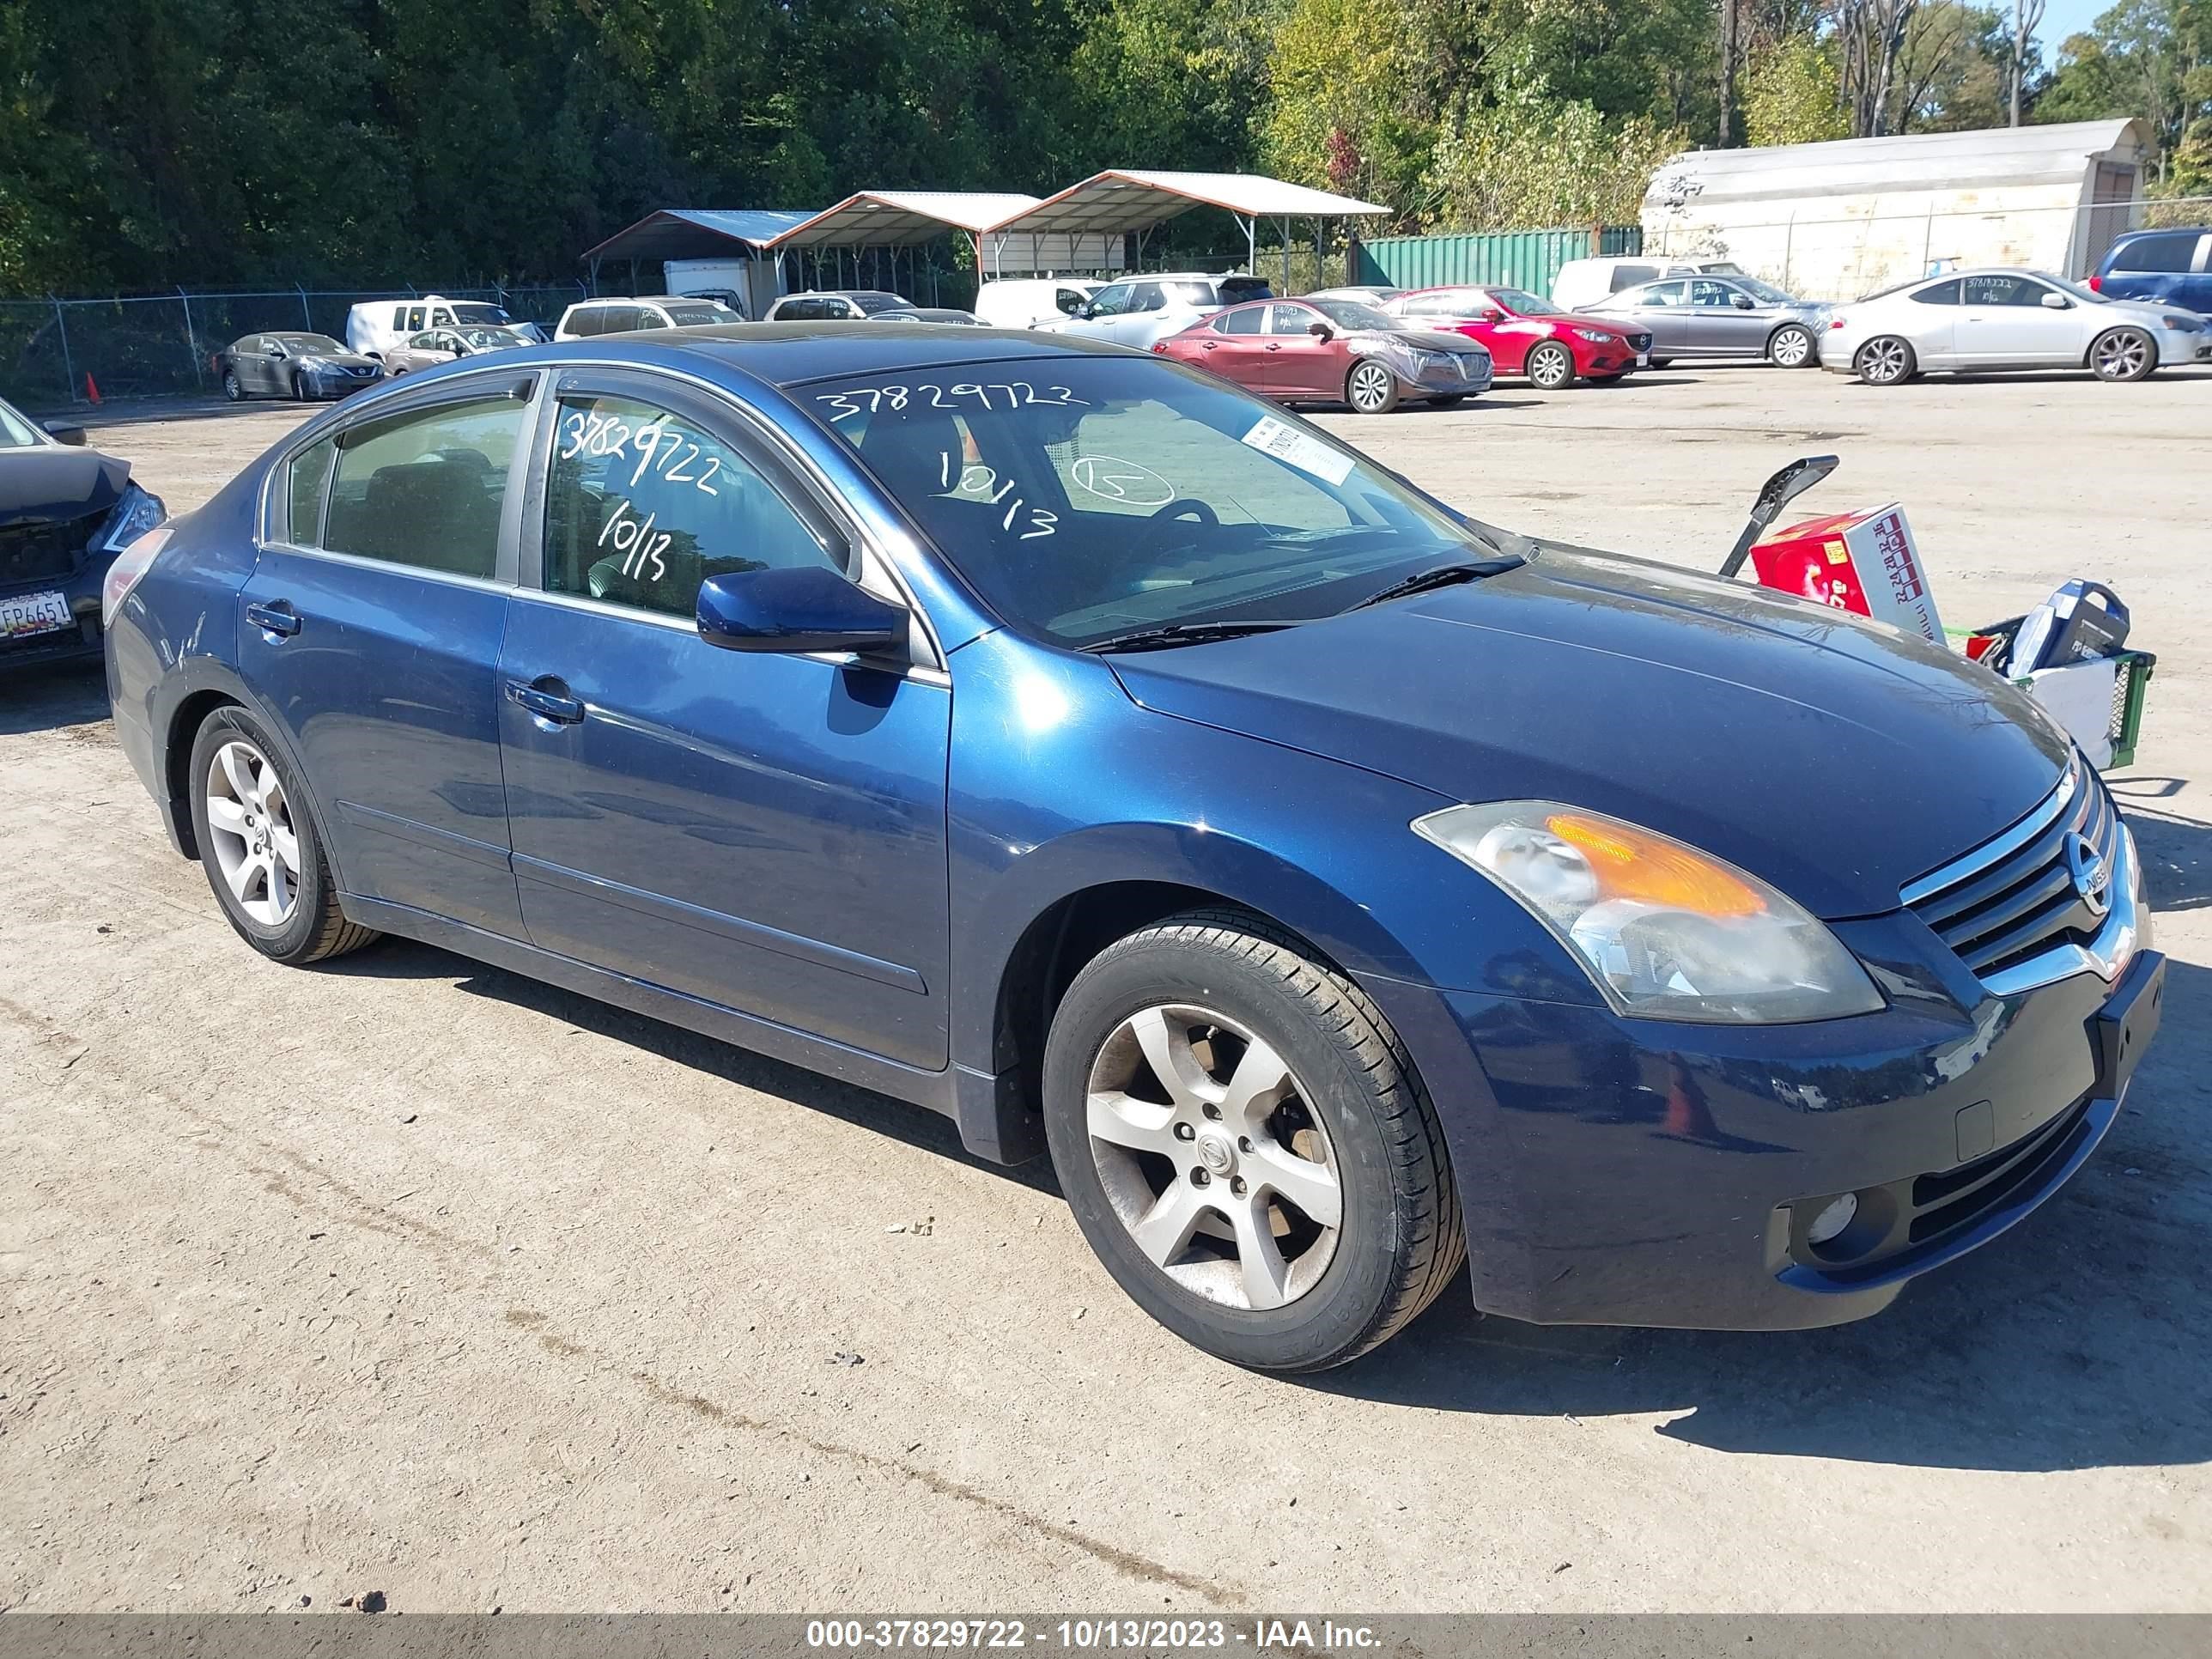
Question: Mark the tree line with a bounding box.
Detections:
[0,0,2203,299]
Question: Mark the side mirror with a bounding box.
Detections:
[42,420,86,447]
[2040,291,2070,310]
[265,343,286,357]
[1731,295,1755,309]
[697,565,905,657]
[1072,303,1095,319]
[1307,321,1334,341]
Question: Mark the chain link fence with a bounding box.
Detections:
[0,283,592,406]
[1644,195,2212,302]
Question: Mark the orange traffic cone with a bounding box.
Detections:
[84,373,100,404]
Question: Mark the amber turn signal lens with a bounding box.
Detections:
[1544,812,1765,917]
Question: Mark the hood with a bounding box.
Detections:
[0,445,130,528]
[1106,547,2070,920]
[1377,325,1491,356]
[1555,313,1644,338]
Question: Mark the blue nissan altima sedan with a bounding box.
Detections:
[105,324,2164,1371]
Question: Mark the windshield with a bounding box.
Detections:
[1732,276,1798,305]
[272,333,345,355]
[1488,289,1561,316]
[0,396,46,447]
[447,303,513,327]
[2034,271,2109,304]
[1308,298,1397,331]
[803,358,1491,647]
[661,302,733,325]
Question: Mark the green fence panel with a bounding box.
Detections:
[1353,227,1642,295]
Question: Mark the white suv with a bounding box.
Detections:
[553,296,740,340]
[345,295,530,359]
[1042,273,1273,349]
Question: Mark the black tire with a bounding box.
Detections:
[1855,335,1917,386]
[290,372,311,402]
[222,368,245,402]
[2088,326,2155,382]
[1344,358,1401,414]
[186,705,378,965]
[1042,910,1464,1373]
[1768,323,1817,368]
[1525,341,1575,390]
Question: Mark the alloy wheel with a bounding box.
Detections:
[204,739,301,927]
[1085,1002,1342,1311]
[222,371,242,402]
[1527,343,1571,389]
[1771,326,1813,368]
[1858,337,1911,386]
[1348,361,1395,412]
[2092,330,2150,381]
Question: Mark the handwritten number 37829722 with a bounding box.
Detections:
[560,410,721,497]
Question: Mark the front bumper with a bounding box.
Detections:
[1368,900,2162,1331]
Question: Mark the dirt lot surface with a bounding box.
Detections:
[4,366,2209,1614]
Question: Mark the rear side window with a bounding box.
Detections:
[404,306,427,331]
[321,397,524,579]
[631,307,671,331]
[285,438,336,544]
[1911,280,1961,305]
[2112,232,2201,273]
[1608,264,1658,291]
[544,393,844,618]
[1214,307,1264,335]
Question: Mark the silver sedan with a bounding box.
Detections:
[1825,267,2212,386]
[1580,275,1829,368]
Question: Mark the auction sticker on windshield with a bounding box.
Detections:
[1,590,72,638]
[1240,416,1354,486]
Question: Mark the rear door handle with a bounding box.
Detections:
[245,601,301,638]
[505,678,585,725]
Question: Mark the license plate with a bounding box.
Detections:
[0,589,73,640]
[2094,952,2165,1102]
[1637,352,1650,368]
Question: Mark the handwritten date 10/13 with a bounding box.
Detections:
[939,453,1056,540]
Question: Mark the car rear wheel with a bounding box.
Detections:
[1768,324,1816,368]
[188,706,378,966]
[1042,910,1464,1373]
[1855,336,1917,386]
[222,369,245,402]
[2089,327,2155,382]
[1525,341,1575,390]
[1345,359,1401,414]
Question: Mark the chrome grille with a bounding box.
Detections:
[1627,331,1653,351]
[1901,757,2121,985]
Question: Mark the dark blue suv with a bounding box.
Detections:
[104,325,2165,1370]
[2091,226,2212,313]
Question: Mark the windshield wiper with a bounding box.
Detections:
[1347,556,1525,611]
[1078,619,1304,653]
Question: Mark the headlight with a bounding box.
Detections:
[1412,802,1885,1024]
[2160,315,2198,331]
[99,482,167,553]
[1571,328,1615,344]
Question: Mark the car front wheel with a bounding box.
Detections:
[188,706,379,965]
[1345,359,1401,414]
[1525,341,1575,390]
[1042,911,1464,1373]
[2089,327,2155,382]
[1855,336,1917,386]
[1768,324,1816,368]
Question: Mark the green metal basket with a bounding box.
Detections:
[1948,617,2155,770]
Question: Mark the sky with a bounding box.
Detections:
[2034,0,2114,58]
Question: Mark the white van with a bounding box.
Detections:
[972,278,1103,330]
[1551,257,1745,311]
[345,295,530,359]
[554,295,741,340]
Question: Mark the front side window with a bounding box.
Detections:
[543,394,843,619]
[802,359,1484,648]
[1690,280,1739,307]
[1962,274,2041,307]
[1266,304,1322,336]
[1086,285,1134,317]
[321,397,523,578]
[1128,284,1167,313]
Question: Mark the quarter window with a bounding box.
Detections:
[1641,281,1689,307]
[543,394,843,620]
[2112,233,2198,274]
[1214,307,1264,335]
[286,438,336,545]
[321,396,524,579]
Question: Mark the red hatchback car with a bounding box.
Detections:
[1153,295,1493,413]
[1385,286,1652,389]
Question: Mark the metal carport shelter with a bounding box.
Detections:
[580,208,822,315]
[981,170,1392,287]
[769,191,1044,296]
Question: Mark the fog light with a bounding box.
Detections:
[1806,1193,1858,1245]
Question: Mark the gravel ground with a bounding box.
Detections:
[3,363,2209,1615]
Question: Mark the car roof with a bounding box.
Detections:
[538,320,1140,387]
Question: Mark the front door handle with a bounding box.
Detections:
[505,678,585,725]
[246,601,301,638]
